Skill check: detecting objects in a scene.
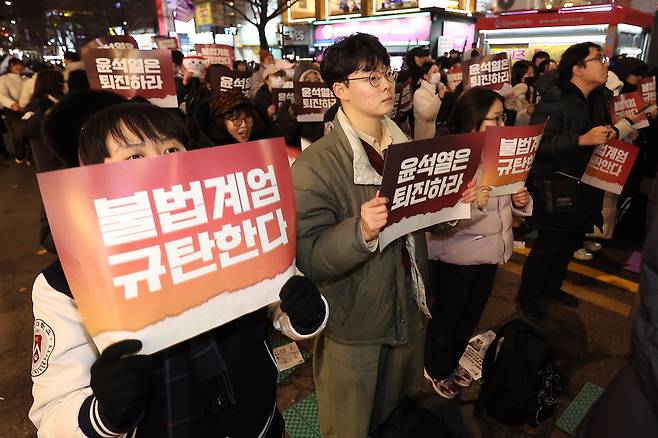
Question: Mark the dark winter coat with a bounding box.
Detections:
[527,78,610,232]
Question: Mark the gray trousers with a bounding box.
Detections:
[313,325,425,438]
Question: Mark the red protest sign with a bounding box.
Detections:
[81,35,138,56]
[378,133,485,249]
[581,140,639,195]
[294,82,337,122]
[272,87,294,109]
[37,138,296,354]
[480,122,546,196]
[83,48,178,108]
[446,65,463,92]
[196,44,235,68]
[639,76,656,106]
[209,64,252,98]
[388,78,412,122]
[463,53,512,95]
[610,91,649,129]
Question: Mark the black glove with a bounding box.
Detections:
[279,276,325,335]
[90,339,154,429]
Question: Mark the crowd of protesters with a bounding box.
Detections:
[2,31,656,438]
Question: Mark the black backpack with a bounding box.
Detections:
[475,319,562,427]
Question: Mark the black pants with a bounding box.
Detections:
[4,109,26,160]
[519,229,584,300]
[425,261,498,380]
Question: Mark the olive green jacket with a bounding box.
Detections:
[292,109,431,345]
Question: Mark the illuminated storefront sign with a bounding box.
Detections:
[314,13,431,46]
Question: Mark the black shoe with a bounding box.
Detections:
[517,295,544,322]
[545,289,579,308]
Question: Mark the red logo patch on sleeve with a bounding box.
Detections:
[32,320,55,377]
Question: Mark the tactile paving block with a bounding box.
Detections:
[556,382,605,436]
[284,392,321,437]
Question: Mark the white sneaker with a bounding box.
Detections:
[574,248,593,261]
[453,365,473,388]
[424,368,460,399]
[584,241,602,252]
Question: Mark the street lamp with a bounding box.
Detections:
[4,1,12,6]
[10,20,15,24]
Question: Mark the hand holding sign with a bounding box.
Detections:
[90,339,154,428]
[578,126,614,146]
[377,134,484,249]
[460,179,490,208]
[581,140,639,194]
[360,192,389,242]
[279,276,325,334]
[511,186,530,208]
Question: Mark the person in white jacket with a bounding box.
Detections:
[0,58,28,161]
[413,61,445,140]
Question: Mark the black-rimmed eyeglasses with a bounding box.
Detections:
[344,68,398,87]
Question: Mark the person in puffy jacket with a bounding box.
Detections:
[424,87,532,399]
[413,61,445,140]
[517,42,613,321]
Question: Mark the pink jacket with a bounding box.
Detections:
[427,195,533,265]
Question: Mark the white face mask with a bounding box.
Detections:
[429,72,442,85]
[269,76,285,89]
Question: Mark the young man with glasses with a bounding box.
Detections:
[291,33,476,437]
[518,42,614,321]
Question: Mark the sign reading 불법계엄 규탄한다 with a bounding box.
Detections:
[479,122,547,196]
[581,140,639,195]
[37,138,296,354]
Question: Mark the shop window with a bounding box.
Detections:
[374,0,420,12]
[476,0,612,14]
[327,0,363,16]
[289,0,317,20]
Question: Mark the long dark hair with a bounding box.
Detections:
[511,60,532,86]
[33,70,64,102]
[444,87,504,134]
[420,61,437,80]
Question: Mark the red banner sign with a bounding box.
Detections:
[272,87,294,109]
[81,35,138,56]
[210,64,252,98]
[446,65,463,92]
[83,48,178,108]
[480,123,546,196]
[196,44,235,68]
[463,53,512,95]
[37,139,296,353]
[294,81,337,122]
[378,134,485,249]
[609,91,649,129]
[581,140,639,194]
[639,76,657,106]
